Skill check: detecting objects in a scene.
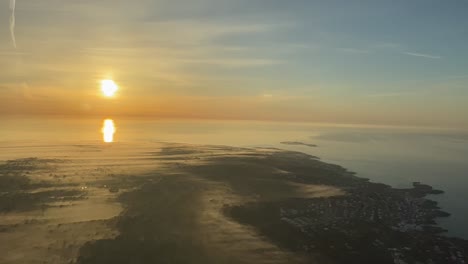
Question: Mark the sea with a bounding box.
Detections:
[1,117,468,239]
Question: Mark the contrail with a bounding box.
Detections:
[10,0,17,48]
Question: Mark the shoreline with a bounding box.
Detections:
[0,143,466,264]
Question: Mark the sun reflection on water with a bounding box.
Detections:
[102,119,116,143]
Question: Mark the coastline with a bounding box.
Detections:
[0,143,466,263]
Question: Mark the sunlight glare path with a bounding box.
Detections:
[102,119,116,143]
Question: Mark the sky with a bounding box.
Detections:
[0,0,467,128]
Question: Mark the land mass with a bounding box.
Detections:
[0,143,466,264]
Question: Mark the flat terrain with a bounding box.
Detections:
[0,142,465,263]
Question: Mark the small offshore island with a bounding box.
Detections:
[0,143,467,264]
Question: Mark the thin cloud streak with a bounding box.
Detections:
[9,0,17,48]
[403,52,441,59]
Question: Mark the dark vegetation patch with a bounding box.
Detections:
[0,157,64,174]
[77,175,242,264]
[0,174,31,192]
[150,145,252,160]
[157,146,206,156]
[0,158,64,192]
[180,150,363,201]
[0,189,84,213]
[89,173,163,194]
[0,157,83,212]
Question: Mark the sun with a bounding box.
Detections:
[101,79,118,97]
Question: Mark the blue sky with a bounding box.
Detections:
[1,0,467,127]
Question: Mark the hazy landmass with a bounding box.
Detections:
[0,143,466,264]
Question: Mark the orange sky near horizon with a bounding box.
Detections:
[1,1,467,129]
[0,82,463,129]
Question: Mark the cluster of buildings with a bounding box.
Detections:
[275,185,467,264]
[280,188,436,231]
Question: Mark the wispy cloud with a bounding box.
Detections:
[9,0,17,48]
[403,52,442,59]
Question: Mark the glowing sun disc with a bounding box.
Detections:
[101,80,118,97]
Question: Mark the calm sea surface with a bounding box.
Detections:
[1,117,468,239]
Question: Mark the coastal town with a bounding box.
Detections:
[227,181,467,264]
